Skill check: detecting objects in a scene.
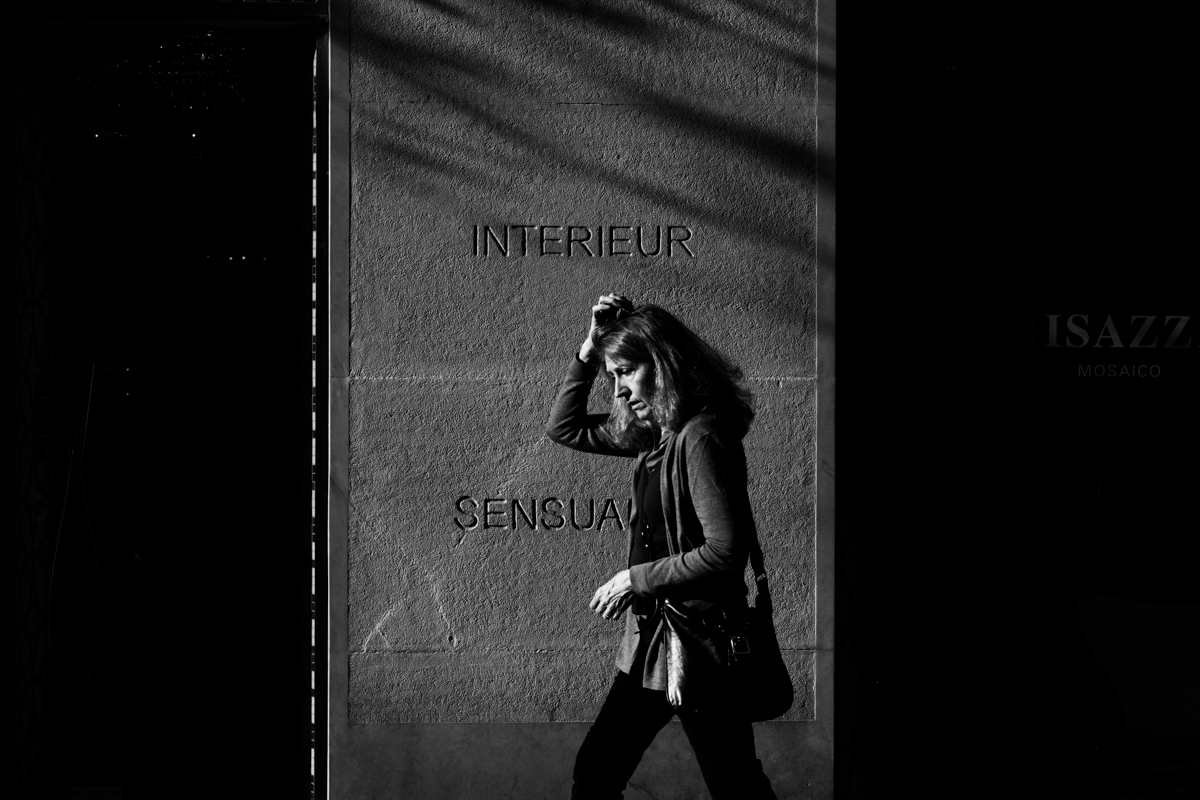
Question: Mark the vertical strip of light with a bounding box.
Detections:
[310,48,318,800]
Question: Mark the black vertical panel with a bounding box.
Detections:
[840,2,1198,798]
[21,22,316,799]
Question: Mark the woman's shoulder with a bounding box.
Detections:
[675,413,744,447]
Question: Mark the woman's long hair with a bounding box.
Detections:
[593,304,754,451]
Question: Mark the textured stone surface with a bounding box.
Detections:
[337,0,829,793]
[331,715,832,800]
[351,0,818,105]
[349,649,815,724]
[347,377,816,719]
[349,98,817,379]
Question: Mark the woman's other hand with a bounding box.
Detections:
[589,569,634,620]
[578,294,633,363]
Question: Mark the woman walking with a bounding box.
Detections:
[547,294,778,800]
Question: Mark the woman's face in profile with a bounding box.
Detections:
[605,356,654,422]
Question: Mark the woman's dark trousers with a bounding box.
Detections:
[571,670,778,800]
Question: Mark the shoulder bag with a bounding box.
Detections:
[661,535,794,721]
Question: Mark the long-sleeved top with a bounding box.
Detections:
[546,355,755,689]
[629,448,668,615]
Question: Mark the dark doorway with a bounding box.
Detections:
[837,2,1199,797]
[16,20,321,800]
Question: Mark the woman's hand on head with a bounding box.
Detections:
[589,569,634,620]
[579,294,634,363]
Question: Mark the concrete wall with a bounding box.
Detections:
[329,0,834,796]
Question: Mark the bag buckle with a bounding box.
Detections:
[730,634,751,656]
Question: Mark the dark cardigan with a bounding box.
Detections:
[546,355,755,688]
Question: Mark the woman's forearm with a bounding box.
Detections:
[628,431,750,595]
[545,355,633,457]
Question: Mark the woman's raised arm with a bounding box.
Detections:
[545,294,638,457]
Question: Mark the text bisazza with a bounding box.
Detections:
[471,224,696,258]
